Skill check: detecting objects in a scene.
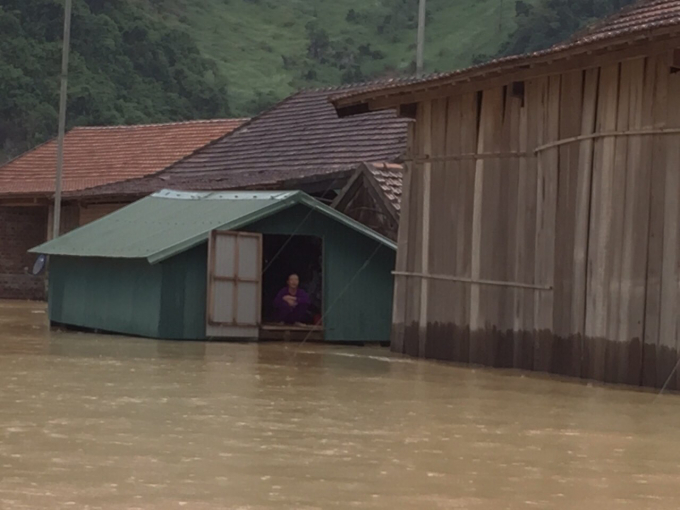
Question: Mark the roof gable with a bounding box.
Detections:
[0,119,246,197]
[31,189,395,263]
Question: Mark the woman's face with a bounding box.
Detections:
[288,274,299,289]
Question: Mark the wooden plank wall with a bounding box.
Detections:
[394,49,680,390]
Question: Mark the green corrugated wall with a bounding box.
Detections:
[244,205,395,343]
[47,204,395,343]
[48,256,163,338]
[158,244,207,340]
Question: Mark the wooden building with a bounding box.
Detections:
[332,0,680,389]
[32,190,396,343]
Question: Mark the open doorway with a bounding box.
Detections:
[261,234,323,327]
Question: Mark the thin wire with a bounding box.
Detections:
[653,355,680,402]
[260,180,338,276]
[292,242,384,355]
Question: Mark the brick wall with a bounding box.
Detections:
[1,202,118,300]
[0,206,49,300]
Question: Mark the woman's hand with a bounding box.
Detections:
[283,295,298,307]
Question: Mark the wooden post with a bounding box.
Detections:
[391,122,416,354]
[416,0,426,76]
[53,0,73,239]
[418,101,433,357]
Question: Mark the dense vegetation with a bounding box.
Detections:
[0,0,638,162]
[0,0,229,160]
[489,0,637,59]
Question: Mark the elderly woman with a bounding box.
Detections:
[273,274,310,325]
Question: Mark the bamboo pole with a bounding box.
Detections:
[392,271,553,291]
[534,128,680,154]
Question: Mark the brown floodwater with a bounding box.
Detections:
[1,300,680,509]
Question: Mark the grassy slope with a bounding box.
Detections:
[152,0,541,116]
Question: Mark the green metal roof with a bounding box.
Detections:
[31,190,395,264]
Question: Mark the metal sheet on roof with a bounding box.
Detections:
[31,189,395,263]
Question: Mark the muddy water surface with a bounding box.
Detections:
[1,300,680,509]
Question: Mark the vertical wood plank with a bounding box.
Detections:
[552,69,584,377]
[470,87,503,366]
[605,60,632,384]
[458,92,479,364]
[572,67,599,370]
[497,89,523,367]
[617,58,648,386]
[391,121,416,354]
[444,95,468,363]
[585,63,620,382]
[425,98,452,360]
[403,106,426,357]
[643,54,669,388]
[513,96,531,370]
[533,75,560,373]
[658,69,680,391]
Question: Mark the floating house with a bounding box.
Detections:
[31,190,396,343]
[1,83,409,301]
[332,0,680,389]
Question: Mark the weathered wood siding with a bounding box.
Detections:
[394,49,680,389]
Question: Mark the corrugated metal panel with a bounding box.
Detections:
[48,256,163,338]
[31,189,395,263]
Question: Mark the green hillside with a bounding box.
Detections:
[0,0,636,162]
[152,0,542,115]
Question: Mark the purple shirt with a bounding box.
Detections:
[273,287,310,324]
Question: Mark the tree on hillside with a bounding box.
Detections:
[499,0,637,56]
[0,0,230,162]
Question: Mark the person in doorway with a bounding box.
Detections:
[273,274,310,326]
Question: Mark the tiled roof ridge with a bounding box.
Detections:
[573,0,668,39]
[71,118,248,131]
[301,77,415,94]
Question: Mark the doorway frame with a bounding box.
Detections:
[206,230,263,338]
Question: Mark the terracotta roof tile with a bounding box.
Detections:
[0,119,246,197]
[332,0,680,109]
[75,84,411,198]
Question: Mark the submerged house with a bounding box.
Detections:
[1,84,408,302]
[31,190,396,343]
[0,119,246,300]
[332,0,680,389]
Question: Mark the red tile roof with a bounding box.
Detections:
[72,85,411,199]
[332,0,680,111]
[0,119,246,197]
